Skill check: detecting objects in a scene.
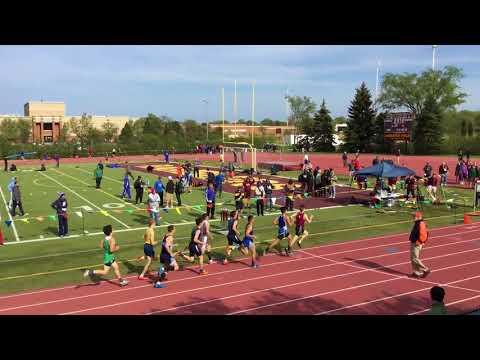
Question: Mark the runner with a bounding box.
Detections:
[223,210,243,264]
[242,215,259,268]
[178,218,208,275]
[264,207,294,256]
[159,225,181,273]
[83,225,129,287]
[199,213,215,264]
[138,219,158,280]
[292,205,313,248]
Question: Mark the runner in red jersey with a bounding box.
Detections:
[292,204,313,248]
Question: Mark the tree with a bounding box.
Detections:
[468,120,474,137]
[0,118,18,142]
[461,118,468,137]
[17,119,31,143]
[68,117,80,138]
[58,123,69,143]
[311,100,335,152]
[373,112,394,153]
[333,116,347,124]
[76,113,94,147]
[378,66,467,116]
[142,113,162,136]
[118,122,135,144]
[285,95,316,134]
[102,119,119,143]
[412,96,443,154]
[344,82,377,152]
[261,118,274,125]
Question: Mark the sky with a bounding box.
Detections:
[1,45,480,121]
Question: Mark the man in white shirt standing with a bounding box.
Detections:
[147,187,161,226]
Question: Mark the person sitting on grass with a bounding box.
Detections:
[428,286,447,315]
[83,225,129,287]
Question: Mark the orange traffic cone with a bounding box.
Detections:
[464,214,472,224]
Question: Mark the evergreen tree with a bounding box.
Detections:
[344,82,376,152]
[413,96,443,154]
[118,122,134,144]
[311,100,335,152]
[373,112,394,153]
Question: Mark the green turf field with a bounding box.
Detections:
[0,162,475,295]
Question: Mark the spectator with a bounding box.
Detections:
[153,176,164,208]
[457,148,463,161]
[94,163,103,189]
[147,188,161,226]
[51,192,68,237]
[460,160,468,185]
[10,181,24,217]
[353,157,361,171]
[428,286,447,315]
[438,162,449,187]
[409,211,430,278]
[193,160,200,178]
[205,182,216,219]
[423,162,433,178]
[468,163,476,189]
[163,149,170,164]
[264,179,274,211]
[255,180,265,216]
[214,171,225,198]
[9,164,17,171]
[54,154,60,168]
[372,156,379,166]
[206,168,215,185]
[396,148,401,164]
[329,169,337,199]
[284,179,295,211]
[405,175,416,200]
[112,148,116,157]
[134,176,145,205]
[342,152,348,168]
[174,177,183,206]
[165,176,175,209]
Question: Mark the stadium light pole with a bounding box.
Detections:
[432,45,438,70]
[251,81,255,146]
[221,88,225,143]
[374,60,381,107]
[202,99,209,142]
[233,80,237,138]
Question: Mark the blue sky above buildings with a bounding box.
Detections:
[1,45,479,121]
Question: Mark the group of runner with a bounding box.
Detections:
[83,204,314,287]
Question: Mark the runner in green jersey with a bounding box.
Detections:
[83,225,129,287]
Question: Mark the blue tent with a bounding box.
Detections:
[354,161,416,178]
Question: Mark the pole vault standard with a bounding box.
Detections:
[224,141,256,172]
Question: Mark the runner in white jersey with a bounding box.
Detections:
[199,213,215,264]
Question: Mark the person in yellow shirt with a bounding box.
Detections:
[138,219,158,280]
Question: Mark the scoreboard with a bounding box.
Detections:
[384,112,414,141]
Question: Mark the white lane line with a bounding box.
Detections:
[39,172,130,229]
[52,168,141,210]
[228,257,480,315]
[0,186,19,241]
[61,242,480,315]
[317,274,480,315]
[410,293,480,315]
[0,222,477,299]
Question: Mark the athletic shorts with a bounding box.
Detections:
[144,243,155,258]
[242,236,254,249]
[160,253,177,267]
[227,234,242,246]
[189,243,202,257]
[235,201,244,210]
[277,231,289,240]
[104,258,116,267]
[295,225,304,236]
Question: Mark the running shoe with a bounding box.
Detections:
[119,279,129,287]
[199,269,208,275]
[284,248,290,257]
[297,241,302,248]
[422,269,431,278]
[209,259,216,264]
[251,263,259,268]
[222,259,228,265]
[83,269,91,278]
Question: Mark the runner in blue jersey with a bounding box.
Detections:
[223,210,244,264]
[242,215,259,268]
[264,206,294,256]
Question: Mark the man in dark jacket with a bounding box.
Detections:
[165,176,175,208]
[10,181,25,216]
[409,211,430,278]
[134,176,145,204]
[51,192,68,237]
[174,177,183,206]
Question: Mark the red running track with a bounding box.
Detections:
[1,222,480,315]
